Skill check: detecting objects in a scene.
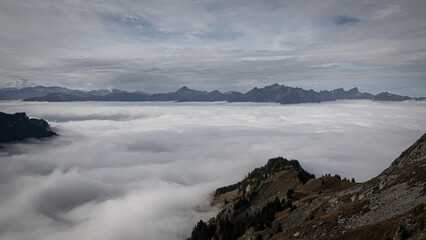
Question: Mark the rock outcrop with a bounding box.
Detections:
[0,112,56,143]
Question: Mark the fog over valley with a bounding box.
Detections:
[0,100,425,240]
[1,0,425,238]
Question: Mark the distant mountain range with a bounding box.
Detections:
[0,86,128,101]
[0,84,422,104]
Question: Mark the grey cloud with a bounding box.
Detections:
[333,15,360,25]
[0,0,425,96]
[36,170,117,218]
[373,4,402,20]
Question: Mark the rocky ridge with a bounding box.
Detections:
[0,84,420,104]
[189,133,426,240]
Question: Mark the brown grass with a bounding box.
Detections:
[212,189,237,207]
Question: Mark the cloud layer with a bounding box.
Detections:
[0,0,425,96]
[0,100,425,239]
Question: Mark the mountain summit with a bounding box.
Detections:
[189,133,426,240]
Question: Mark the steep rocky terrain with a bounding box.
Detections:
[0,112,56,143]
[190,133,426,240]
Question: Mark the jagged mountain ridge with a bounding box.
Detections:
[189,133,426,240]
[0,84,419,104]
[0,112,56,144]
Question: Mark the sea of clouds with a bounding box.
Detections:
[0,100,425,240]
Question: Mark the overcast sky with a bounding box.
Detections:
[0,0,425,96]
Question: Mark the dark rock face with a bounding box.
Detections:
[0,112,56,143]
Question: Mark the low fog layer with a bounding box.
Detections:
[0,100,425,240]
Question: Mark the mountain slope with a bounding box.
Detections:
[189,133,426,240]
